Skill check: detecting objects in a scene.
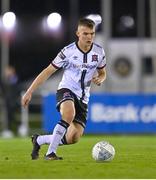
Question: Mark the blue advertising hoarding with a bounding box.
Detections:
[42,94,156,133]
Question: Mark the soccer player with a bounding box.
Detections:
[21,18,106,160]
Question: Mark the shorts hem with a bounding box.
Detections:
[73,119,86,129]
[56,98,74,111]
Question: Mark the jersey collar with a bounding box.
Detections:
[75,41,93,54]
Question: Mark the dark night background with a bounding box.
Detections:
[0,0,150,82]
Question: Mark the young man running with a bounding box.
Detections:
[21,18,106,160]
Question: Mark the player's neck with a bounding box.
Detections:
[77,41,92,53]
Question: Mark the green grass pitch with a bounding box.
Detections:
[0,135,156,178]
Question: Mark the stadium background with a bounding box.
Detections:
[0,0,156,179]
[0,0,156,136]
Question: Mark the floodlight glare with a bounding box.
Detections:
[120,16,135,28]
[47,12,62,30]
[86,14,102,26]
[2,12,16,30]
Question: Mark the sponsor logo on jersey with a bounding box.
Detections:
[69,62,96,70]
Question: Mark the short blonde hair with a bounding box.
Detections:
[78,18,95,29]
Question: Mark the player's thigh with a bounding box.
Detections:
[60,100,76,122]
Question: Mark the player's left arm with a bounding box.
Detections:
[92,67,106,86]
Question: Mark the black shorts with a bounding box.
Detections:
[56,88,88,128]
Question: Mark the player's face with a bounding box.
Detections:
[76,25,95,47]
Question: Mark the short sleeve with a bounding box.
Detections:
[97,49,106,69]
[51,48,68,69]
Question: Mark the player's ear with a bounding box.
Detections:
[76,30,79,37]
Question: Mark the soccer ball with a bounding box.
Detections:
[92,141,115,162]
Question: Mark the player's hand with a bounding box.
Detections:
[21,91,32,108]
[92,76,102,86]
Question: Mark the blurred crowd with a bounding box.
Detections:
[0,65,20,138]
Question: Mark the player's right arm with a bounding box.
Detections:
[21,64,57,108]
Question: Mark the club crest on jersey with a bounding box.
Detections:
[92,54,98,62]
